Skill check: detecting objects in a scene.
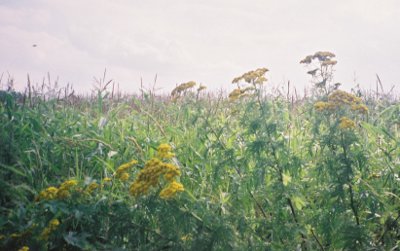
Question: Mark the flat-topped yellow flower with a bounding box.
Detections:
[339,117,356,129]
[159,181,185,199]
[157,143,175,159]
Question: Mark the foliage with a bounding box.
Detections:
[0,71,399,250]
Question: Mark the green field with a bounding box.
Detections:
[1,69,399,250]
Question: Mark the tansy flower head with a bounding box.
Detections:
[115,160,137,177]
[157,144,175,159]
[36,186,59,201]
[351,104,368,114]
[40,219,60,240]
[119,172,130,182]
[87,182,99,192]
[339,117,356,129]
[59,179,78,190]
[159,181,185,199]
[171,81,197,97]
[328,90,361,105]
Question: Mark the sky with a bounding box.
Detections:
[0,0,399,95]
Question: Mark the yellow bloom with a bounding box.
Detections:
[36,186,59,201]
[56,189,71,199]
[18,246,30,251]
[115,160,138,177]
[59,179,78,190]
[159,181,185,199]
[103,177,112,182]
[339,117,356,129]
[197,84,207,92]
[87,182,99,192]
[228,88,245,101]
[40,219,60,240]
[314,101,329,111]
[171,81,197,97]
[328,90,361,106]
[232,68,268,85]
[119,172,130,181]
[129,157,183,198]
[49,219,60,228]
[11,233,22,238]
[157,143,175,159]
[351,104,368,114]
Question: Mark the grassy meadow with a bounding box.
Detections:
[1,61,400,250]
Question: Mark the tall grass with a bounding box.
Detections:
[0,75,399,250]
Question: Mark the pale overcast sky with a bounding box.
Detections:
[0,0,399,94]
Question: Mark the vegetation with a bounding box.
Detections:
[0,54,399,250]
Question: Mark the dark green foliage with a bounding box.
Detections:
[0,89,399,250]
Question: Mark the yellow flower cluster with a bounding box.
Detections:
[130,144,184,199]
[197,84,207,92]
[314,90,368,113]
[171,81,197,97]
[40,219,60,240]
[115,160,137,182]
[159,181,185,199]
[36,179,78,201]
[300,51,336,64]
[232,68,268,85]
[228,86,255,101]
[86,182,100,193]
[18,247,29,251]
[351,103,369,114]
[339,117,356,129]
[314,101,334,111]
[157,143,175,159]
[329,90,361,105]
[103,177,112,183]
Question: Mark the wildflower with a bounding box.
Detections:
[159,181,185,199]
[321,60,337,66]
[49,219,60,228]
[339,117,356,129]
[11,233,22,238]
[300,55,313,64]
[18,247,29,251]
[351,104,368,114]
[171,81,197,97]
[119,172,130,181]
[56,189,70,199]
[115,160,138,177]
[130,155,182,198]
[103,177,112,182]
[197,84,207,92]
[300,52,336,64]
[129,181,151,197]
[328,90,361,105]
[232,68,268,85]
[314,101,329,111]
[40,219,60,241]
[36,186,59,201]
[59,179,78,190]
[163,163,181,181]
[157,143,175,159]
[87,182,99,193]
